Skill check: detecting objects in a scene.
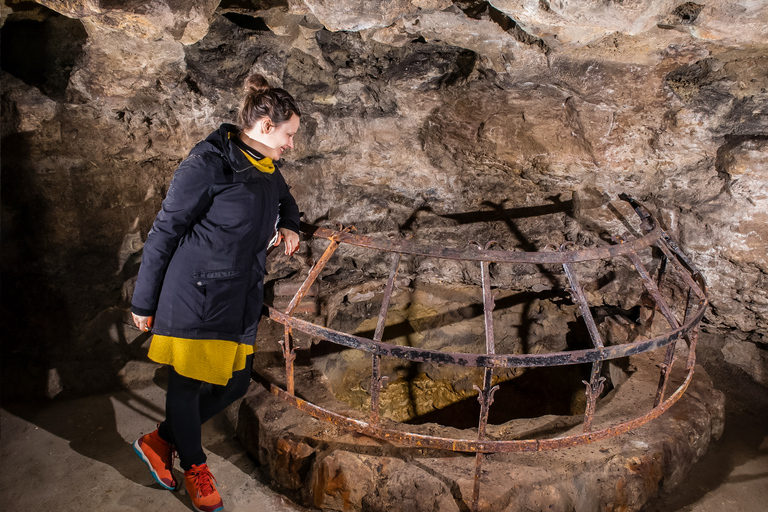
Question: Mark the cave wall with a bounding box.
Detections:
[1,0,766,398]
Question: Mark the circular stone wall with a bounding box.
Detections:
[237,334,723,512]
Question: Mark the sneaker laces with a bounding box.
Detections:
[191,465,218,497]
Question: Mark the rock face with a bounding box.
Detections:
[0,0,764,410]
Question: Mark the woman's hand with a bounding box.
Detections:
[132,313,154,332]
[275,227,300,256]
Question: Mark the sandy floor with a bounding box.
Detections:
[639,353,768,512]
[1,357,765,512]
[0,385,307,512]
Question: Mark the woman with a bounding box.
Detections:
[131,74,301,512]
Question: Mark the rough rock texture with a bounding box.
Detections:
[0,0,765,413]
[490,0,768,49]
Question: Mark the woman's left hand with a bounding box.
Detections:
[275,227,300,256]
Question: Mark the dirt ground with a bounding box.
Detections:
[0,384,309,512]
[1,346,765,512]
[639,343,768,512]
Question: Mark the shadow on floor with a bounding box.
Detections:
[3,386,168,488]
[640,343,768,511]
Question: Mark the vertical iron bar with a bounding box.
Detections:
[281,238,342,395]
[623,251,683,407]
[282,326,296,395]
[370,354,382,424]
[683,288,694,326]
[285,240,341,315]
[657,252,668,289]
[661,231,703,280]
[480,260,496,355]
[680,288,696,352]
[562,263,604,347]
[472,259,499,512]
[562,260,606,432]
[686,327,699,372]
[655,241,706,301]
[624,192,707,299]
[370,253,401,424]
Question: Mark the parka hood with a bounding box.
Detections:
[198,123,267,173]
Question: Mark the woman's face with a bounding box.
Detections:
[243,114,300,161]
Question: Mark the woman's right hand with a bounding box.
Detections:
[132,313,154,332]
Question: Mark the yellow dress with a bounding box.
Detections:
[148,335,254,386]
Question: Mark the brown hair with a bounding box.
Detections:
[237,74,301,130]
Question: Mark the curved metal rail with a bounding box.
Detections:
[258,194,708,511]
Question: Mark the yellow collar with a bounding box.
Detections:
[239,148,275,174]
[228,131,275,174]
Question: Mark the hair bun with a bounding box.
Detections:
[244,73,270,96]
[238,74,300,130]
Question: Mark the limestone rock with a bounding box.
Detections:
[35,0,219,99]
[722,338,768,386]
[300,0,452,32]
[38,0,219,43]
[399,9,546,73]
[490,0,768,49]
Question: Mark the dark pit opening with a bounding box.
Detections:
[406,365,591,429]
[1,7,87,101]
[222,12,271,31]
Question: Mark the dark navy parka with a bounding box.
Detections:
[131,123,300,343]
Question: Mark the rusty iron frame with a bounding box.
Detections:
[258,195,708,511]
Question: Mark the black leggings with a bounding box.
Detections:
[158,353,253,470]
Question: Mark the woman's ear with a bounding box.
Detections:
[261,118,274,134]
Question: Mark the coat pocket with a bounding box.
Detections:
[194,268,244,280]
[193,267,249,333]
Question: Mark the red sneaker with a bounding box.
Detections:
[133,428,177,490]
[185,464,224,512]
